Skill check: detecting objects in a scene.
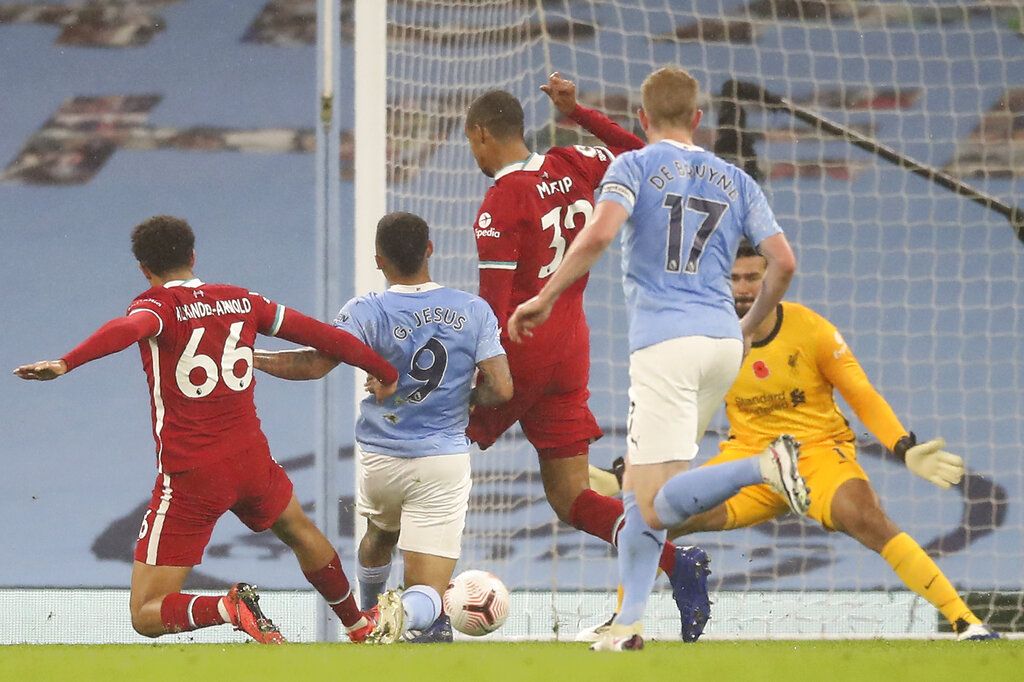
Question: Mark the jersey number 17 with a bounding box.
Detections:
[663,194,729,274]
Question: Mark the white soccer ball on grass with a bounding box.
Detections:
[443,569,510,636]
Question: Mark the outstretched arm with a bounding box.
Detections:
[821,326,964,489]
[273,308,398,387]
[13,312,160,381]
[541,72,645,154]
[253,348,339,381]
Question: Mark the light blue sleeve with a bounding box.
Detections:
[597,151,642,218]
[740,173,783,245]
[474,300,506,363]
[333,296,373,346]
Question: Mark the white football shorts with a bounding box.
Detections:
[356,447,471,559]
[627,335,743,465]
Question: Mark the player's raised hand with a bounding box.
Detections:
[365,375,398,404]
[540,71,578,115]
[13,360,68,381]
[507,295,553,343]
[904,437,965,489]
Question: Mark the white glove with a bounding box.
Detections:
[903,437,965,489]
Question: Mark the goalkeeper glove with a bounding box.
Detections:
[893,433,965,489]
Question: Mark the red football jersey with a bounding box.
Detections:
[126,278,283,474]
[473,145,614,366]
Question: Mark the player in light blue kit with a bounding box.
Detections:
[509,68,809,651]
[255,212,513,644]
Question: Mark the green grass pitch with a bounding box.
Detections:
[2,641,1022,682]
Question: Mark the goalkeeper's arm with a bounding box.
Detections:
[819,324,964,489]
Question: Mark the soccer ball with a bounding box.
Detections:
[443,569,510,636]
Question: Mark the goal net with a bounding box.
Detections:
[379,0,1024,639]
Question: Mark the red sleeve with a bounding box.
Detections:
[568,103,645,156]
[247,291,285,336]
[274,307,398,384]
[62,313,161,372]
[473,188,520,325]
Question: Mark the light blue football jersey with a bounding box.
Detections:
[598,140,783,352]
[335,282,505,458]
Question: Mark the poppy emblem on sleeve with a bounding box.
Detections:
[753,360,770,379]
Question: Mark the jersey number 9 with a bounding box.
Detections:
[406,337,448,404]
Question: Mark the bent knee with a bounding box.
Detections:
[130,611,163,638]
[637,501,666,531]
[547,486,588,526]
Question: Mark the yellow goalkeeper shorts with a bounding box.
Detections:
[705,440,869,531]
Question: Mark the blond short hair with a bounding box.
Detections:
[641,67,699,129]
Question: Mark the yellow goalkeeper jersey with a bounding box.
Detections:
[724,302,907,451]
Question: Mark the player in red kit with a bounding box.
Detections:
[463,77,712,639]
[13,215,399,644]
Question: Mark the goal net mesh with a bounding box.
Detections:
[382,0,1024,639]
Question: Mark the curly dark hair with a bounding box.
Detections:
[131,215,195,275]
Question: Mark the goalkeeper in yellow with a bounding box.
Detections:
[589,240,998,641]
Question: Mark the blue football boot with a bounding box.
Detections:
[669,545,712,643]
[402,614,454,643]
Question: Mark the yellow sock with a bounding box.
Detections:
[615,584,624,613]
[881,532,980,626]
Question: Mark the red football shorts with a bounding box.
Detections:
[134,438,293,566]
[468,346,602,460]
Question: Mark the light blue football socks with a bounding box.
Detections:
[653,458,762,527]
[402,584,443,630]
[615,492,667,626]
[357,561,392,610]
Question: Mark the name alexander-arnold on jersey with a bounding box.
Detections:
[175,297,253,322]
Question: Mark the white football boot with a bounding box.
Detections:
[366,590,406,644]
[759,434,810,515]
[589,622,644,652]
[575,613,615,642]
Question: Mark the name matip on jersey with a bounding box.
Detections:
[336,282,505,457]
[724,302,906,450]
[473,145,614,367]
[126,278,285,473]
[598,140,783,352]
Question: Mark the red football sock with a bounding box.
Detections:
[569,489,677,574]
[304,552,363,628]
[160,593,226,633]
